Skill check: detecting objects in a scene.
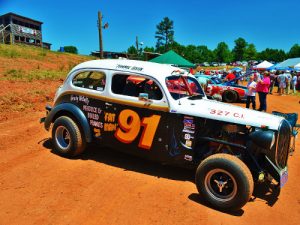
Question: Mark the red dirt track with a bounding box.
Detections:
[0,85,299,225]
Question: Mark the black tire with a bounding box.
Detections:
[52,116,86,157]
[195,153,254,211]
[223,90,238,103]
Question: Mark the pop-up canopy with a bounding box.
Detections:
[253,60,274,70]
[149,50,195,68]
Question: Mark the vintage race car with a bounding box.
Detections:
[195,74,247,103]
[41,59,291,211]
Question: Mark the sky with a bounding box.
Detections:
[0,0,299,55]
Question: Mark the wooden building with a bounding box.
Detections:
[0,12,51,49]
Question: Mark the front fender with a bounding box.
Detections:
[44,103,92,143]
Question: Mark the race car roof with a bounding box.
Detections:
[69,59,189,83]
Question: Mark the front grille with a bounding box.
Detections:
[276,120,291,168]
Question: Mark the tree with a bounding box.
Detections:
[244,43,257,61]
[63,46,78,54]
[155,17,174,53]
[258,48,286,62]
[169,41,185,56]
[288,44,300,58]
[232,38,247,61]
[127,45,138,55]
[214,42,232,63]
[196,45,214,63]
[143,46,155,53]
[182,45,200,63]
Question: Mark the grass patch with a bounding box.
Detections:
[2,69,67,81]
[27,70,67,81]
[4,69,25,79]
[0,92,33,112]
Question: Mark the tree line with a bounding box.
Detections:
[127,17,300,64]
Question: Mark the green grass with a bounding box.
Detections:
[0,43,94,61]
[2,69,67,81]
[0,43,45,60]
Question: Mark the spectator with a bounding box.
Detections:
[224,70,235,82]
[292,73,297,94]
[285,70,292,95]
[256,71,271,112]
[245,75,256,110]
[269,71,276,94]
[277,71,287,96]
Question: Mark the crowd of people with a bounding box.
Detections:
[193,67,300,112]
[245,70,299,112]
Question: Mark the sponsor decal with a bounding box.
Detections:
[184,155,193,161]
[182,115,195,135]
[185,140,192,147]
[184,133,191,140]
[116,64,143,71]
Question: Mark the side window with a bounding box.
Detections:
[112,74,163,100]
[72,71,106,91]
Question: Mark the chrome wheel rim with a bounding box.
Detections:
[204,169,237,202]
[55,126,71,151]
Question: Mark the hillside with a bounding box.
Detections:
[0,44,94,121]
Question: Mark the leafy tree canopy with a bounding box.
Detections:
[214,42,232,63]
[63,46,78,54]
[155,17,174,53]
[288,44,300,58]
[232,37,248,61]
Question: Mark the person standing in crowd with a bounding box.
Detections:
[277,71,287,96]
[256,71,271,112]
[292,73,298,94]
[269,71,276,94]
[285,70,292,95]
[224,70,235,82]
[245,75,256,110]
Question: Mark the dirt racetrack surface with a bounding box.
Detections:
[0,84,299,225]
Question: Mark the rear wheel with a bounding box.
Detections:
[195,153,254,211]
[223,90,238,103]
[52,116,86,157]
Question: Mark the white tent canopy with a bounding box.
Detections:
[295,63,300,68]
[253,60,274,69]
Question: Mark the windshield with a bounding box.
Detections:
[166,75,205,100]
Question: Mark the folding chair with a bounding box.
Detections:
[272,111,299,155]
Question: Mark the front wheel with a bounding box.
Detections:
[52,116,86,157]
[195,153,254,211]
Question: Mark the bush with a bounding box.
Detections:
[63,46,78,54]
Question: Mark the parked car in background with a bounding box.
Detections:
[200,62,210,67]
[194,74,247,103]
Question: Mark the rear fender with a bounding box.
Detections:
[44,103,92,143]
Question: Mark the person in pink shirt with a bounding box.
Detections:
[256,71,271,112]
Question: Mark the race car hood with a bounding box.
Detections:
[173,98,283,130]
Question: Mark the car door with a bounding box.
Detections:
[102,72,171,162]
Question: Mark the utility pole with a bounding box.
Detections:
[136,36,139,53]
[98,11,103,59]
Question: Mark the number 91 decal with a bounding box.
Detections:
[114,109,161,150]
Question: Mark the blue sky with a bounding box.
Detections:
[1,0,299,55]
